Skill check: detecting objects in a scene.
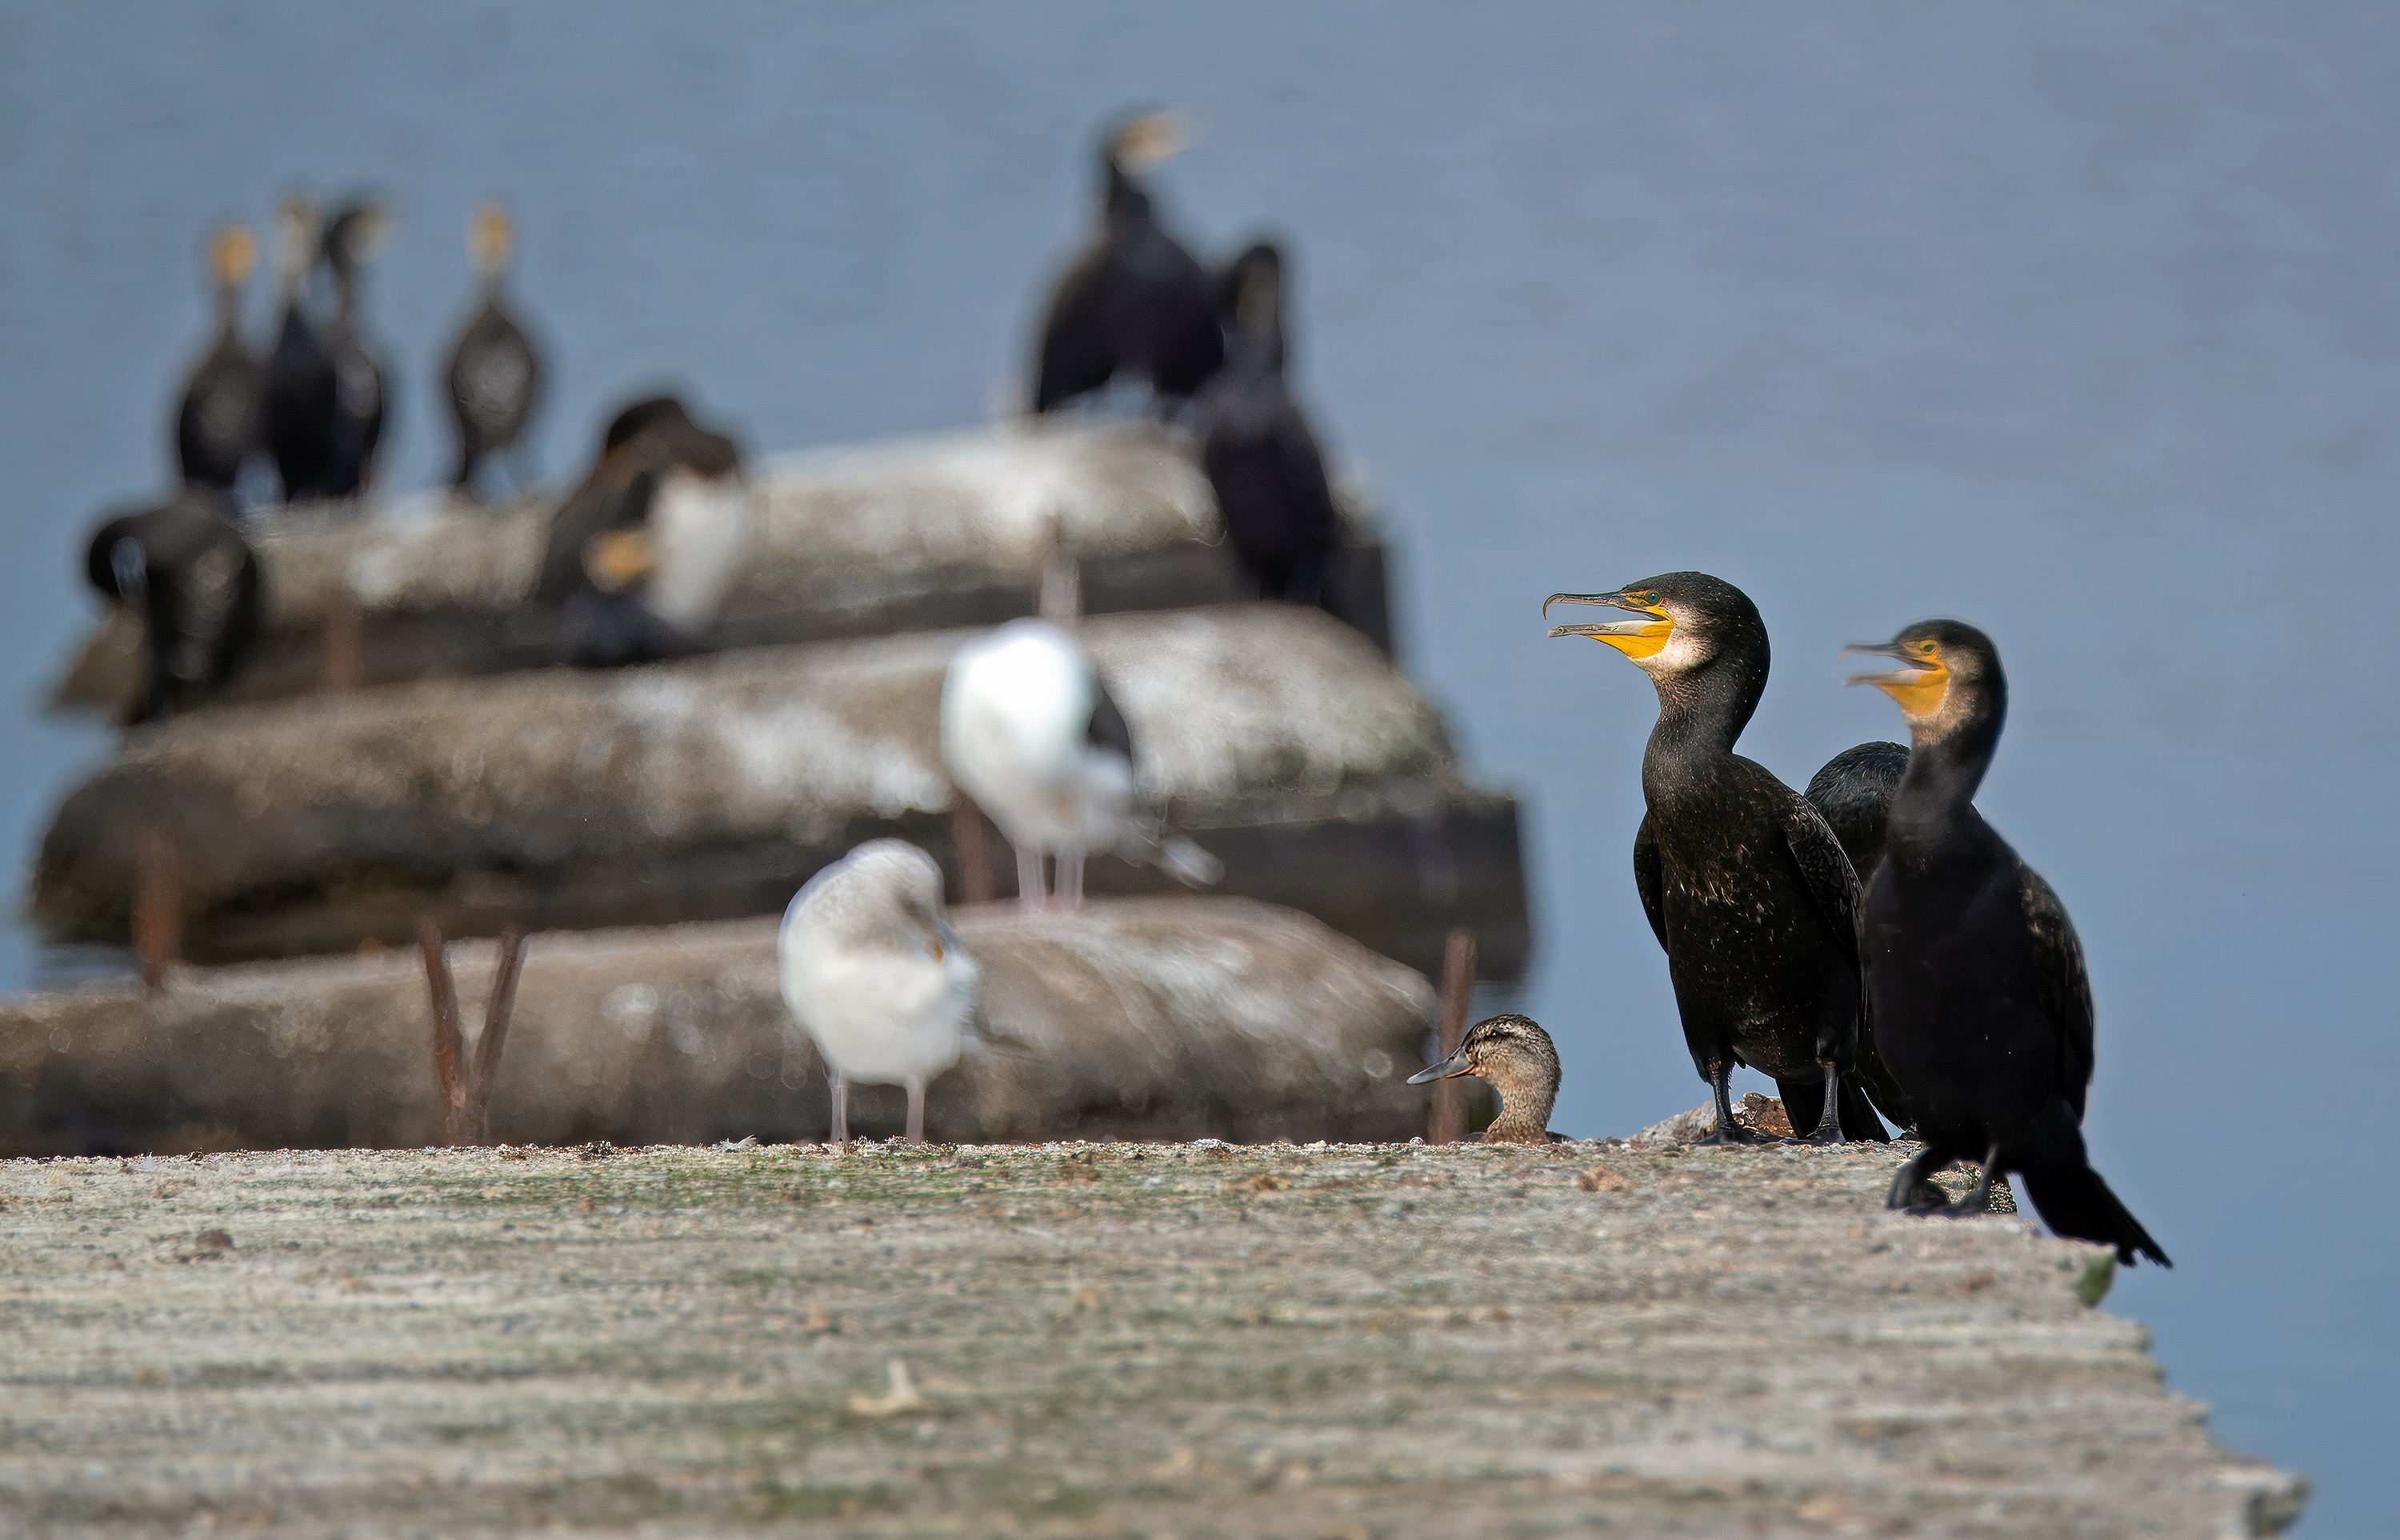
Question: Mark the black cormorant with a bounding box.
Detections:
[1408,1014,1565,1144]
[83,488,261,725]
[1195,242,1338,604]
[443,202,542,495]
[1846,621,2168,1265]
[173,225,262,494]
[1546,573,1892,1146]
[1031,113,1223,415]
[1212,240,1286,369]
[318,199,392,500]
[1804,740,1910,885]
[536,395,750,668]
[260,198,339,503]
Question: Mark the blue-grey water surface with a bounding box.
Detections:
[2,5,2391,1530]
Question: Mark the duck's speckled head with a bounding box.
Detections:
[1410,1013,1561,1144]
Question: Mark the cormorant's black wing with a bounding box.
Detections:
[1034,246,1120,412]
[1774,784,1863,972]
[2019,865,2096,1121]
[1087,673,1135,762]
[1631,812,1667,953]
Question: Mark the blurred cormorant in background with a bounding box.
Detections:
[1547,573,1896,1146]
[174,226,262,495]
[1803,740,1911,886]
[82,488,260,725]
[260,197,339,502]
[1847,622,2167,1265]
[1197,240,1338,605]
[1030,113,1223,416]
[443,203,542,496]
[318,199,392,500]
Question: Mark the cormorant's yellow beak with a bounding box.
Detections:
[1543,591,1674,660]
[210,226,256,287]
[1842,639,1949,721]
[1407,1045,1477,1084]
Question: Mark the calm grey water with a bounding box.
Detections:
[3,3,2391,1528]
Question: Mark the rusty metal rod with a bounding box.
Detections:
[418,919,472,1146]
[1428,927,1477,1145]
[469,926,526,1145]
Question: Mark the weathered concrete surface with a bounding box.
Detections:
[0,1140,2303,1538]
[48,422,1393,712]
[0,900,1446,1158]
[34,606,1527,975]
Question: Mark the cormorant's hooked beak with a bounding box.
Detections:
[583,530,656,593]
[1407,1045,1477,1085]
[1114,112,1187,171]
[1543,590,1674,659]
[1841,640,1950,719]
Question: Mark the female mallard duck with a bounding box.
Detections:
[1409,1014,1564,1143]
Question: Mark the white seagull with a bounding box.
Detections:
[778,839,982,1143]
[940,617,1222,911]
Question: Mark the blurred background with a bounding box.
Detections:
[2,3,2391,1531]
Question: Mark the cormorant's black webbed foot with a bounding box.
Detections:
[1929,1148,2000,1218]
[1802,1061,1846,1146]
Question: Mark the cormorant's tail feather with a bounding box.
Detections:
[2020,1164,2170,1268]
[1836,1077,1892,1143]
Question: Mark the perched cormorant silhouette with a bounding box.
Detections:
[318,199,392,500]
[537,395,751,668]
[174,226,262,494]
[83,488,260,725]
[1546,573,1893,1146]
[1212,240,1287,368]
[443,203,542,495]
[1196,241,1339,605]
[1409,1013,1565,1144]
[1030,113,1223,415]
[1846,621,2168,1265]
[779,839,982,1144]
[259,198,339,502]
[940,534,1222,910]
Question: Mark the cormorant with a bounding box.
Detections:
[259,198,339,503]
[1804,740,1910,886]
[1030,113,1224,415]
[1846,621,2168,1265]
[536,395,752,668]
[1212,240,1286,368]
[1546,573,1892,1146]
[1408,1013,1565,1143]
[779,840,982,1145]
[443,203,542,496]
[318,199,392,500]
[83,487,261,725]
[1196,241,1339,605]
[940,538,1222,910]
[173,225,262,494]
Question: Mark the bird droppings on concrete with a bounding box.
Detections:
[0,1138,2302,1537]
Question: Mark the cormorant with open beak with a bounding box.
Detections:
[1409,1013,1563,1144]
[174,225,263,494]
[443,202,542,496]
[1030,112,1224,416]
[1547,573,1894,1146]
[1846,621,2168,1265]
[1196,239,1338,605]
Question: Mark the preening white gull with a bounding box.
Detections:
[778,839,981,1142]
[940,616,1222,911]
